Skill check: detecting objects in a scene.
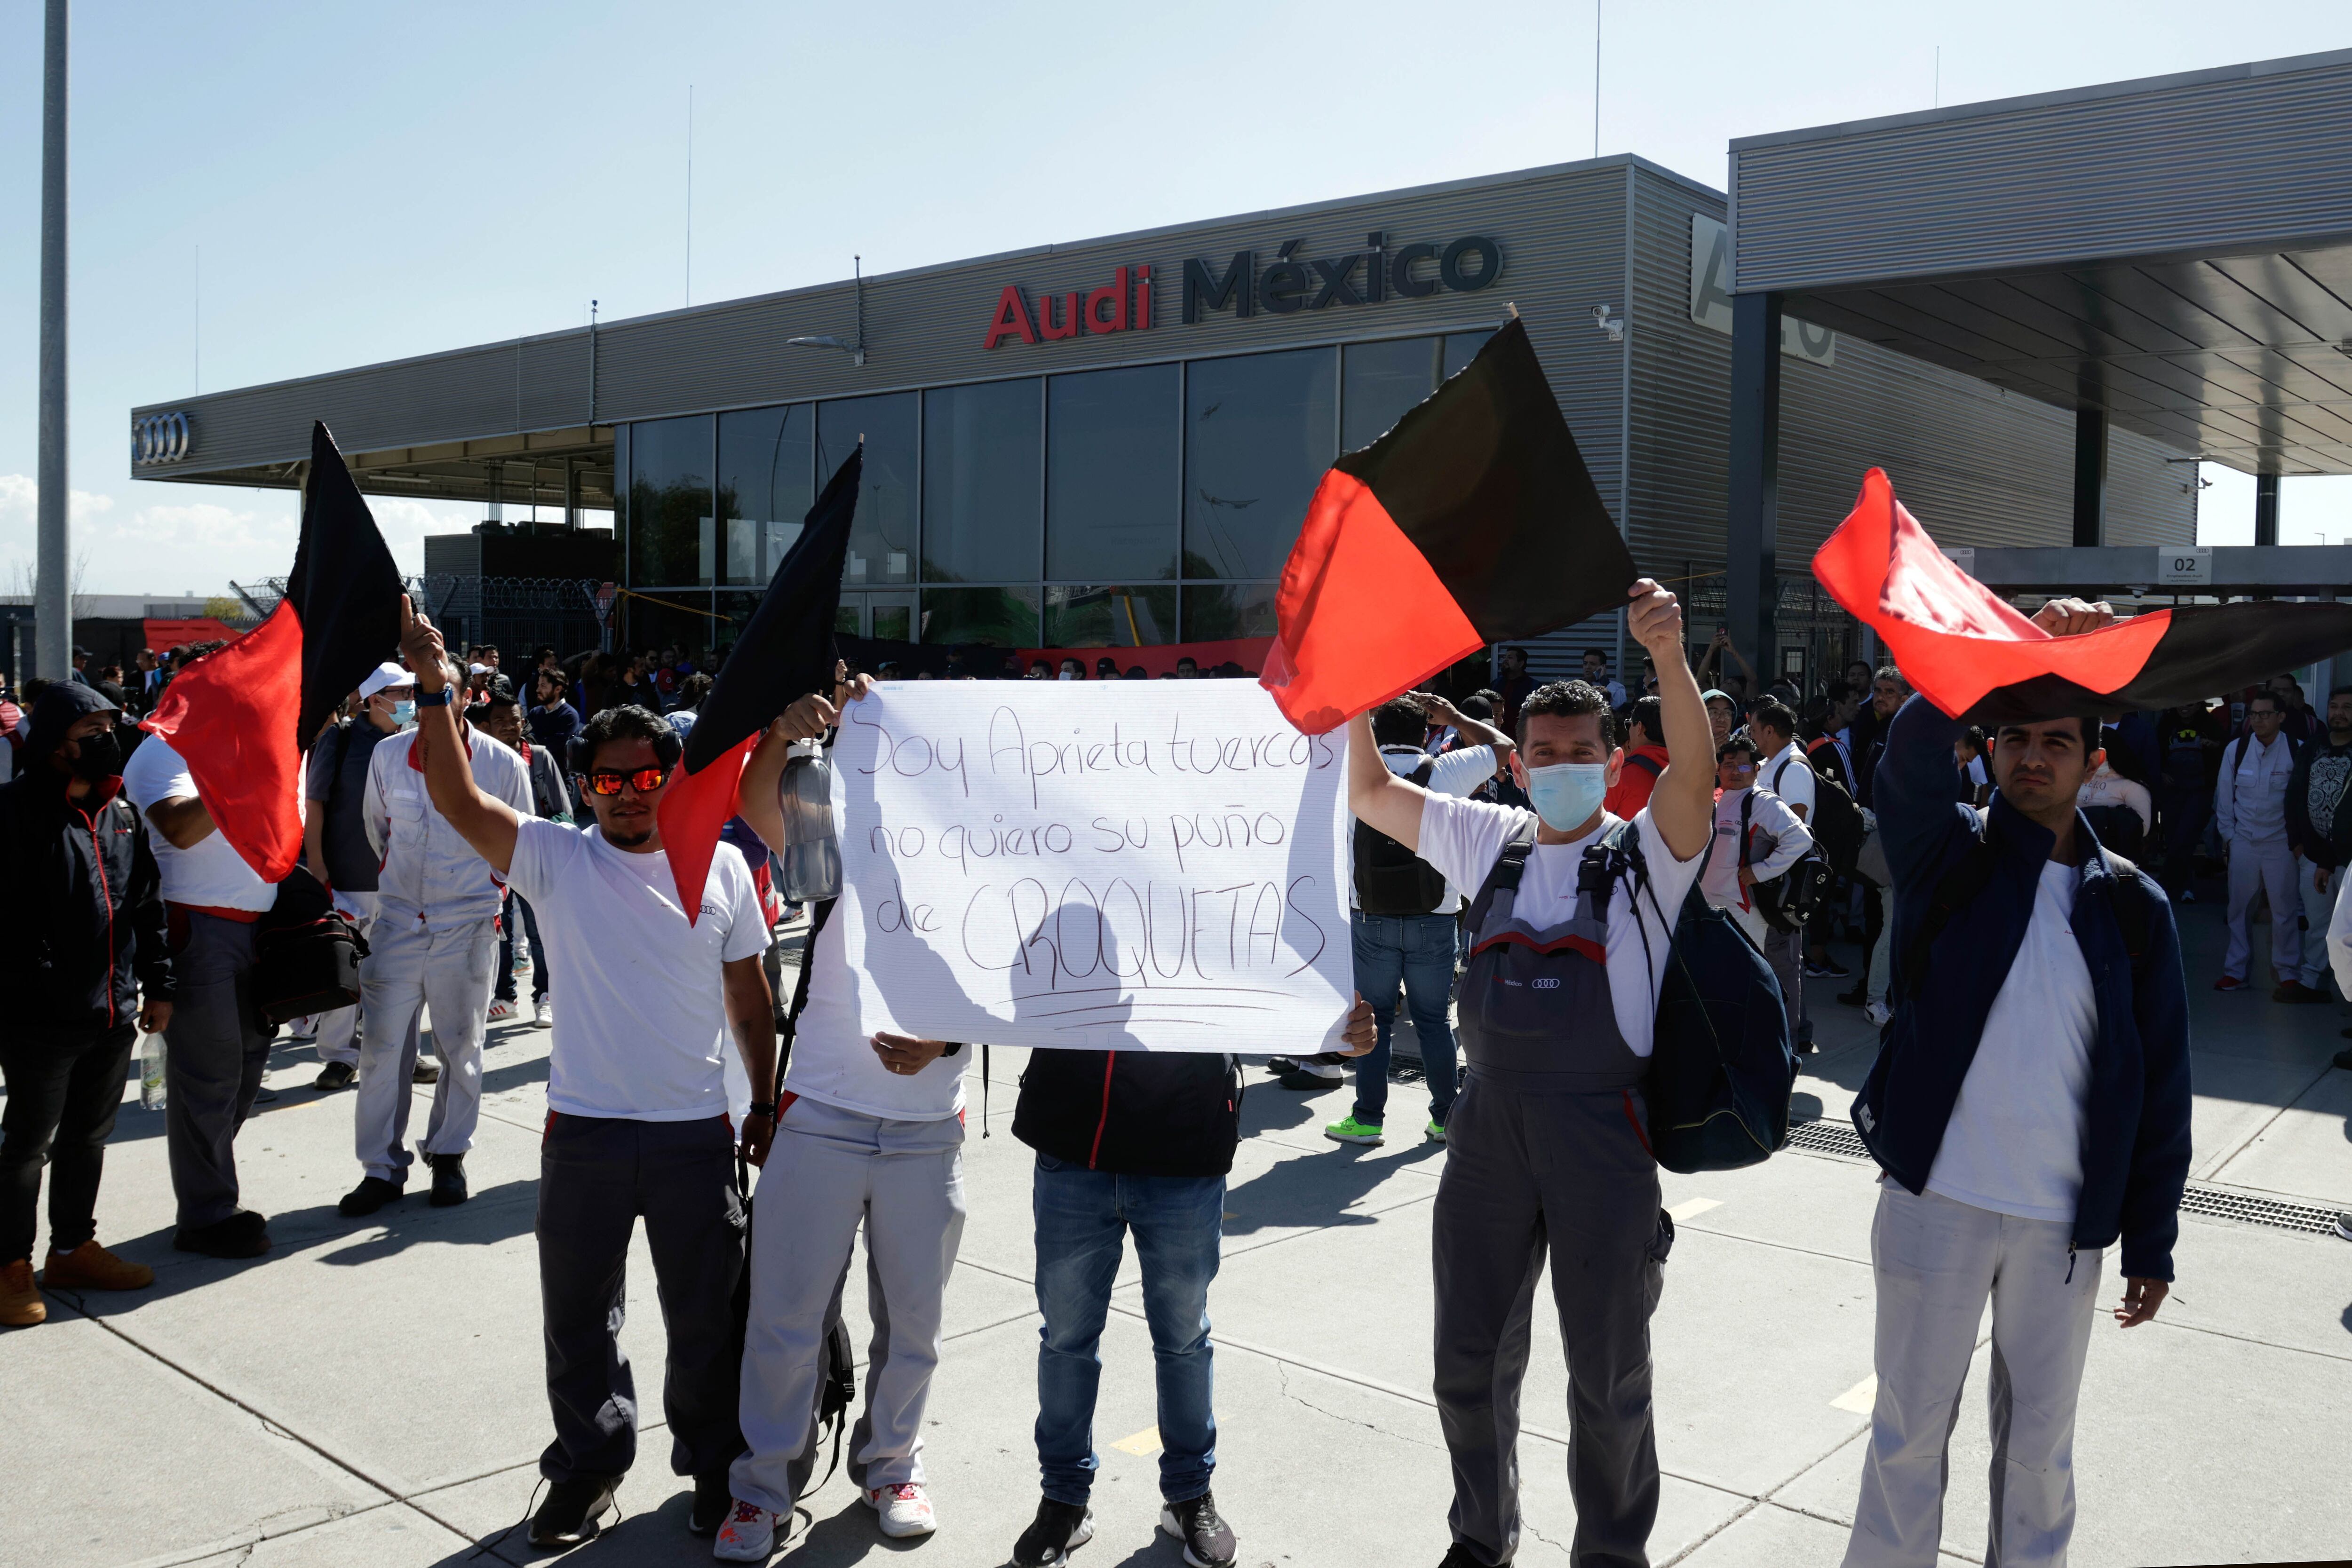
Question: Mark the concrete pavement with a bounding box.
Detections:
[4,895,2349,1568]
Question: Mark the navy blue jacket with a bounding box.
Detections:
[1854,695,2193,1281]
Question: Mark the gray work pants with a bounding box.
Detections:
[162,911,272,1230]
[1843,1183,2103,1568]
[1432,1071,1670,1568]
[1767,926,1809,1046]
[536,1112,747,1482]
[731,1096,967,1514]
[355,914,495,1181]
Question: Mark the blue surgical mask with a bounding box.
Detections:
[391,699,417,728]
[1524,761,1610,833]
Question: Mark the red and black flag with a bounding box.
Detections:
[1259,317,1636,733]
[1816,467,2352,724]
[142,422,403,881]
[657,445,860,921]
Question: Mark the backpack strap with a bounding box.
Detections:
[1576,818,1645,921]
[2098,848,2153,981]
[1737,790,1755,871]
[1626,751,1665,780]
[1408,758,1435,789]
[1901,815,2001,1003]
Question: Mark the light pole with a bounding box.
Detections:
[36,0,69,680]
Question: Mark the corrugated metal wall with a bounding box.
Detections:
[1732,49,2352,293]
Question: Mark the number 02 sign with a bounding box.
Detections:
[2155,547,2213,586]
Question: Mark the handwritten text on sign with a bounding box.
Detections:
[830,681,1352,1052]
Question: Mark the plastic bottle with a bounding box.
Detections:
[778,741,842,903]
[138,1031,167,1111]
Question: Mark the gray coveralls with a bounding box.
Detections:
[1434,828,1672,1568]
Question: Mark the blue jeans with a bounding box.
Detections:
[1350,910,1460,1127]
[1033,1156,1224,1505]
[495,894,548,1004]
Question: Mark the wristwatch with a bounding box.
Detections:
[747,1100,777,1119]
[415,687,455,708]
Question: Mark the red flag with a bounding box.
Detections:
[1815,467,2352,723]
[142,423,403,880]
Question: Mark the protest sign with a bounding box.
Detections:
[828,680,1353,1052]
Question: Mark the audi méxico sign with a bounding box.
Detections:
[983,231,1503,349]
[132,412,194,467]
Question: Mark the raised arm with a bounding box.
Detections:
[399,595,520,875]
[1406,691,1513,758]
[739,660,873,859]
[1346,711,1429,852]
[1632,580,1714,862]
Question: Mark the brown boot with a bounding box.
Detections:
[42,1240,155,1291]
[0,1259,45,1326]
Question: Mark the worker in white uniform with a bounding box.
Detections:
[1700,734,1814,1045]
[2213,692,2302,996]
[339,653,534,1215]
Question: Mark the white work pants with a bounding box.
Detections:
[2223,836,2300,985]
[731,1097,967,1513]
[353,914,496,1181]
[2297,859,2336,991]
[1844,1183,2102,1568]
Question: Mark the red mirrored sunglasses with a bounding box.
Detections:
[580,765,672,796]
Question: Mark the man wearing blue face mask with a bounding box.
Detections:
[301,662,415,1091]
[1348,579,1716,1568]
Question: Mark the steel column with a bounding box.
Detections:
[1726,291,1782,682]
[2071,406,2106,548]
[36,0,69,681]
[2254,473,2280,547]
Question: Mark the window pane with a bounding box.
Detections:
[715,590,767,657]
[1443,328,1496,380]
[1183,348,1336,581]
[922,586,1040,647]
[1342,336,1445,452]
[1180,582,1279,643]
[1047,365,1178,582]
[818,393,918,589]
[1043,585,1177,648]
[923,380,1041,584]
[621,590,713,665]
[717,405,813,584]
[626,415,714,587]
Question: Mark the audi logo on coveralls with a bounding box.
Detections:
[132,412,193,466]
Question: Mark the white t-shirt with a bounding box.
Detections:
[1353,743,1499,914]
[1761,741,1817,820]
[787,917,968,1121]
[120,734,278,912]
[1413,794,1706,1057]
[1925,859,2098,1223]
[508,818,768,1121]
[1702,787,1813,944]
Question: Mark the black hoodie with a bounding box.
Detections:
[1013,1049,1243,1178]
[0,683,173,1039]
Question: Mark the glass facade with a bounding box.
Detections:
[614,327,1497,652]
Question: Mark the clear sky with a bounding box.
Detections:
[1,0,2347,593]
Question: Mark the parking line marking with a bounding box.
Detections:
[1832,1375,1878,1414]
[1112,1426,1163,1457]
[1667,1198,1722,1222]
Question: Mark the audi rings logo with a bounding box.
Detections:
[133,412,193,466]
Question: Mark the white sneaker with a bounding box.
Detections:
[712,1499,779,1561]
[1864,1000,1891,1027]
[532,998,550,1027]
[865,1481,937,1538]
[486,999,516,1021]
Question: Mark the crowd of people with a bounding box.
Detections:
[0,581,2330,1568]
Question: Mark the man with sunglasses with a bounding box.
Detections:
[340,651,535,1219]
[397,598,779,1551]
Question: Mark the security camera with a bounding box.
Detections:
[1593,304,1625,342]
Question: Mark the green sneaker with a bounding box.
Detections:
[1323,1115,1385,1146]
[1425,1120,1447,1143]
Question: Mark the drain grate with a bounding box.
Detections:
[2177,1186,2342,1237]
[1786,1118,1872,1160]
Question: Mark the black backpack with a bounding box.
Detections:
[1587,824,1796,1173]
[1355,759,1447,915]
[1776,750,1866,880]
[1740,789,1834,935]
[251,866,368,1026]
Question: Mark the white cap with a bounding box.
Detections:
[469,662,490,675]
[358,661,411,699]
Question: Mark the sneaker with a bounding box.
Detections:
[1438,1545,1488,1568]
[413,1056,441,1083]
[1425,1119,1447,1143]
[1279,1062,1346,1090]
[529,1476,619,1549]
[688,1472,734,1536]
[1263,1056,1301,1077]
[532,998,551,1028]
[312,1060,357,1092]
[2180,888,2196,903]
[1012,1497,1095,1567]
[2214,974,2251,992]
[40,1239,153,1291]
[427,1154,469,1208]
[338,1176,405,1218]
[1796,1038,1819,1055]
[486,999,516,1021]
[2334,1047,2352,1069]
[712,1498,779,1560]
[1,1258,44,1326]
[1323,1115,1385,1146]
[1836,986,1869,1008]
[2273,980,2331,1004]
[2336,1213,2352,1243]
[865,1481,937,1538]
[1864,1001,1892,1028]
[1804,956,1852,979]
[1160,1490,1237,1568]
[173,1210,270,1258]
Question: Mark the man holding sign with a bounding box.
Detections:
[1345,580,1715,1568]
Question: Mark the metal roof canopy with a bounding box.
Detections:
[1731,48,2352,479]
[1959,543,2352,596]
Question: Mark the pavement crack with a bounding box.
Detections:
[1271,1362,1445,1452]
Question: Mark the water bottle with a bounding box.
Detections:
[138,1031,167,1111]
[778,742,842,903]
